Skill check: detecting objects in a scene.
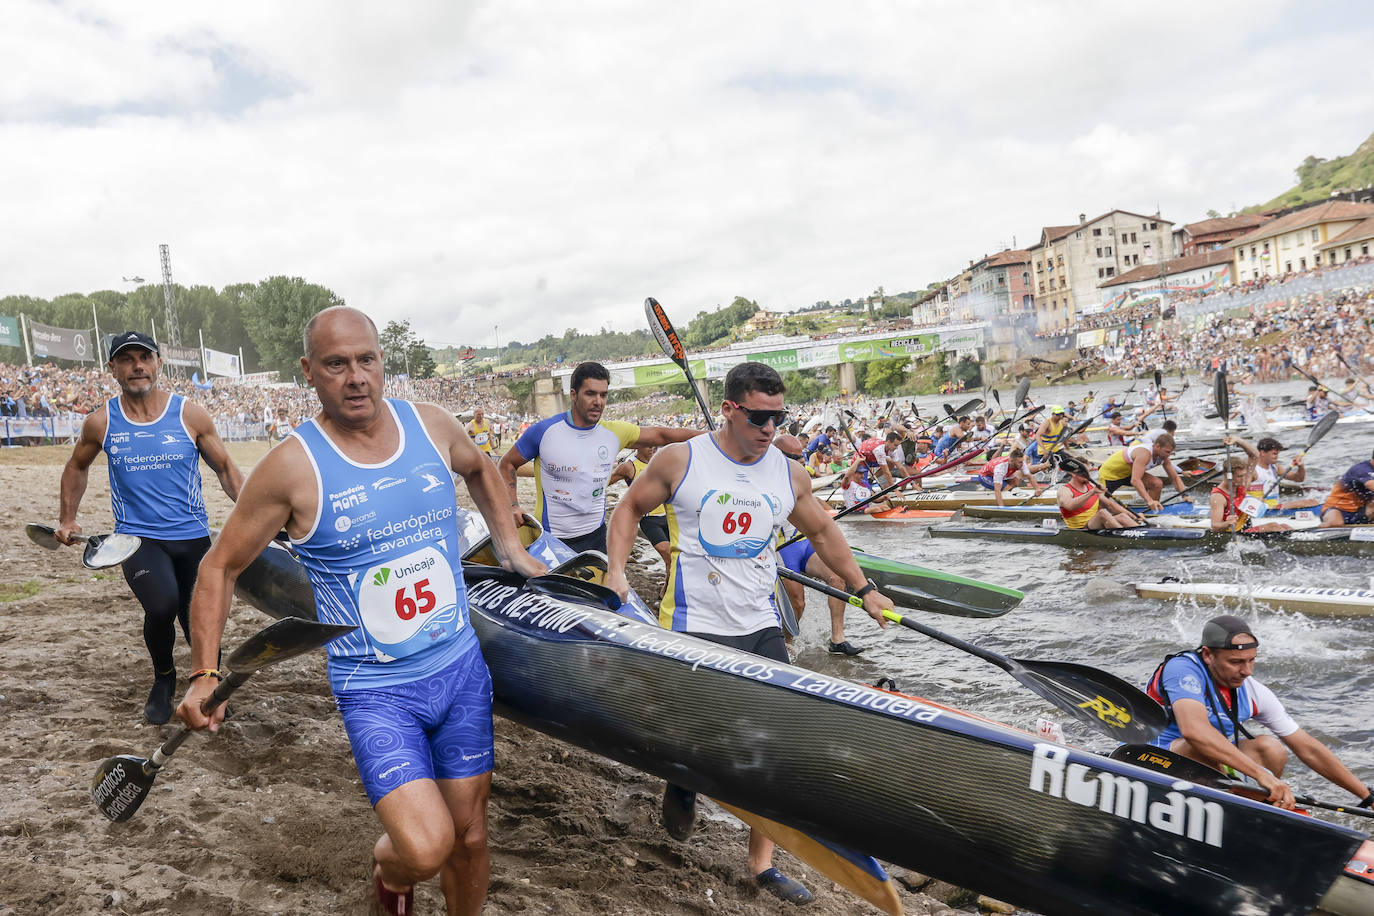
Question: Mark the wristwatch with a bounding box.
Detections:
[853,578,879,600]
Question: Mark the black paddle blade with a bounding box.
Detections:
[942,402,956,419]
[1309,409,1339,446]
[1213,370,1228,418]
[953,397,982,418]
[883,584,1011,619]
[1109,744,1228,787]
[92,753,156,822]
[82,533,141,569]
[644,298,685,364]
[1011,659,1167,744]
[26,522,61,549]
[1013,378,1031,408]
[1153,368,1163,390]
[224,618,355,673]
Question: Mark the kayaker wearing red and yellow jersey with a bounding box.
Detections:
[1208,456,1292,534]
[1057,456,1137,530]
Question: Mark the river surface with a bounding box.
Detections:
[798,377,1374,808]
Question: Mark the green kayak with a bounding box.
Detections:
[852,549,1023,618]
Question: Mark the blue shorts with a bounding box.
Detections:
[1326,505,1369,525]
[1025,442,1042,462]
[777,538,816,573]
[976,476,995,490]
[335,646,494,805]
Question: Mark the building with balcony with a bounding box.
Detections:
[1230,200,1374,280]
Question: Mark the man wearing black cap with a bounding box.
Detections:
[56,331,243,724]
[1145,616,1373,811]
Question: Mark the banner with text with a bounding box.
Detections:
[0,315,21,349]
[30,321,96,362]
[164,344,202,368]
[203,346,241,378]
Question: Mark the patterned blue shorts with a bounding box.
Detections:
[335,647,495,805]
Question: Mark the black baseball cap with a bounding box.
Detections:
[1200,615,1258,651]
[108,331,159,357]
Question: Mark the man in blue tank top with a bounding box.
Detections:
[605,361,895,906]
[56,331,243,725]
[176,307,547,916]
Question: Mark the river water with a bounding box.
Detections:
[796,377,1374,810]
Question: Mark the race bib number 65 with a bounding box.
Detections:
[355,545,460,661]
[698,487,778,559]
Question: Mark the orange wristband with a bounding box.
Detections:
[189,668,224,683]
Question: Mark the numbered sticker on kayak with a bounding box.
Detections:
[1239,496,1266,518]
[355,545,461,661]
[1350,527,1374,543]
[698,487,779,558]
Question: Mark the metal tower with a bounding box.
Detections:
[159,244,182,346]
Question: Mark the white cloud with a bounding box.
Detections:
[2,0,1373,351]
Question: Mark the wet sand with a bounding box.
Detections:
[0,443,988,914]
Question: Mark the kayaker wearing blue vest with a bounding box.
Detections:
[605,361,894,906]
[1146,615,1373,813]
[56,330,244,725]
[176,307,547,916]
[498,361,699,554]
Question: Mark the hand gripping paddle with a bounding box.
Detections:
[92,617,355,822]
[26,522,141,570]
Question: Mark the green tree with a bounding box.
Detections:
[862,356,908,396]
[379,319,437,379]
[239,277,345,378]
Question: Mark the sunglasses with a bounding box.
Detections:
[723,400,789,428]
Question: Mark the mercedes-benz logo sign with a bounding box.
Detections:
[73,333,89,357]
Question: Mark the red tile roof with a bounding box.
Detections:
[1319,215,1374,249]
[1098,248,1233,288]
[1181,214,1271,238]
[1229,200,1374,248]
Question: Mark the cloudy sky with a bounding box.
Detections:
[4,1,1373,348]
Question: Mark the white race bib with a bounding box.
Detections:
[697,486,778,559]
[354,545,461,661]
[473,431,489,445]
[1239,496,1265,519]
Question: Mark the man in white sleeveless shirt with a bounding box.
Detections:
[606,361,894,906]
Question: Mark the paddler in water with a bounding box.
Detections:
[1207,455,1290,534]
[1224,434,1314,511]
[774,434,866,656]
[1025,405,1070,475]
[1056,455,1138,529]
[605,361,895,906]
[176,307,548,915]
[1145,616,1374,812]
[977,447,1041,507]
[1320,447,1374,527]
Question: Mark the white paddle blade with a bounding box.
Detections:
[83,534,141,569]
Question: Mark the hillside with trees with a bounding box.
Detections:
[1253,131,1374,211]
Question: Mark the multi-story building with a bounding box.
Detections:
[1173,214,1272,257]
[967,249,1032,318]
[1026,210,1174,331]
[1230,200,1374,280]
[1317,213,1374,265]
[1094,248,1233,312]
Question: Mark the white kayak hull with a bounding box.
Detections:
[1135,582,1374,618]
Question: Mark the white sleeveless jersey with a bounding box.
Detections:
[660,435,796,636]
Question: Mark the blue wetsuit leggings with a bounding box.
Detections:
[120,536,211,672]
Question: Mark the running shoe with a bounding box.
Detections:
[827,641,863,656]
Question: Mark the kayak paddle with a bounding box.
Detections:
[1013,377,1031,410]
[92,616,356,822]
[645,297,799,637]
[1154,368,1167,422]
[26,522,140,570]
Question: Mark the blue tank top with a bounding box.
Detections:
[290,399,475,692]
[104,394,208,539]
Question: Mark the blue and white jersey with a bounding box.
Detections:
[290,399,475,692]
[104,394,208,539]
[513,413,639,539]
[660,435,796,636]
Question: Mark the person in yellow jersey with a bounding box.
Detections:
[466,407,495,458]
[1096,432,1187,512]
[1057,456,1137,529]
[608,444,671,569]
[604,362,893,906]
[1026,405,1071,474]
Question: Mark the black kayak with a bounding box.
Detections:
[233,541,1367,916]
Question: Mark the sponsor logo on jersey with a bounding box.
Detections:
[372,476,408,491]
[420,473,444,493]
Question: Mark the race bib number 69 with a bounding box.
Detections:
[355,545,460,661]
[698,487,778,559]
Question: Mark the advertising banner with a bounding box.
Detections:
[239,371,280,387]
[796,344,837,369]
[204,346,241,378]
[163,344,202,368]
[631,360,705,386]
[0,315,21,348]
[30,321,95,362]
[751,347,799,373]
[1077,329,1106,347]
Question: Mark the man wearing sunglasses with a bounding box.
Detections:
[605,361,894,905]
[499,361,699,554]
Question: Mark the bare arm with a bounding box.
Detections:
[176,444,301,732]
[418,405,546,579]
[632,425,702,448]
[56,409,107,544]
[607,459,636,489]
[185,402,244,502]
[787,461,890,628]
[1129,453,1161,508]
[1172,699,1295,808]
[1162,459,1187,494]
[606,444,685,599]
[1281,729,1371,800]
